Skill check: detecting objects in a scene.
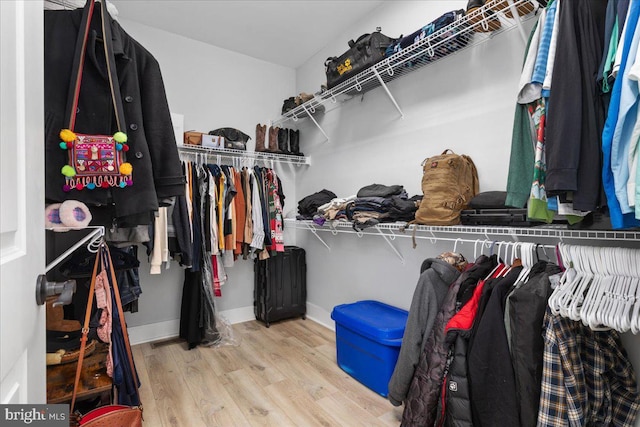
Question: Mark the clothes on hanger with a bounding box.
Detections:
[175,159,286,348]
[58,243,142,316]
[602,0,640,228]
[397,241,640,427]
[506,0,640,228]
[401,255,496,426]
[387,255,463,406]
[537,307,640,426]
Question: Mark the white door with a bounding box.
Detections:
[0,0,46,404]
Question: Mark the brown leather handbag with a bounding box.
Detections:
[70,242,142,426]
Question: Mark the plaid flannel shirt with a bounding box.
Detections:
[537,307,640,426]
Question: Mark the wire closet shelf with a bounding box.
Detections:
[286,219,640,243]
[178,145,311,166]
[273,0,537,126]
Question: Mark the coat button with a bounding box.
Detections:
[129,123,138,131]
[124,95,133,103]
[135,151,143,159]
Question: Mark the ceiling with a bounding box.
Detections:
[111,1,385,69]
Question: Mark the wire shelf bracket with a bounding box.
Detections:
[300,104,329,142]
[372,67,404,119]
[45,226,105,273]
[375,225,405,264]
[305,223,331,251]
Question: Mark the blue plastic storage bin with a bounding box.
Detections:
[331,300,408,397]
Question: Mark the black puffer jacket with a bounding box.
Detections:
[401,256,495,427]
[439,334,473,427]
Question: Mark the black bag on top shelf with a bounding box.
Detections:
[324,28,397,90]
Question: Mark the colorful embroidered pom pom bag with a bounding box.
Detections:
[58,0,133,193]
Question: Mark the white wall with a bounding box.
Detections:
[116,19,298,328]
[292,1,533,315]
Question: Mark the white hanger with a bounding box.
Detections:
[576,246,601,323]
[512,242,533,289]
[616,248,636,332]
[549,243,576,316]
[580,246,602,328]
[628,246,640,333]
[474,239,482,260]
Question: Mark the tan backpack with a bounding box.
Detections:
[414,149,479,226]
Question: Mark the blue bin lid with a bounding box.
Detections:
[331,300,408,344]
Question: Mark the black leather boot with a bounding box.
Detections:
[289,129,303,156]
[278,128,290,154]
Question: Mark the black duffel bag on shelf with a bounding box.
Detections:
[324,28,398,90]
[208,128,251,150]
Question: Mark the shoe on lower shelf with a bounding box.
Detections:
[466,0,502,33]
[488,0,538,18]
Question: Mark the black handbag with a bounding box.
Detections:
[208,128,251,150]
[324,29,397,89]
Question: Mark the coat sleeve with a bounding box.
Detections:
[388,270,441,406]
[139,56,185,199]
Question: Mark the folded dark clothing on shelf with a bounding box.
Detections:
[356,184,405,198]
[388,195,421,221]
[354,196,395,206]
[297,189,337,216]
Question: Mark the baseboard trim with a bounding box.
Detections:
[128,304,333,345]
[127,319,180,346]
[305,302,334,331]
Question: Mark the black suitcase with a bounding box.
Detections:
[254,246,307,327]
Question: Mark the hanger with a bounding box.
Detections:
[566,245,593,322]
[549,243,575,315]
[510,241,532,289]
[579,246,603,328]
[628,247,640,333]
[612,248,634,332]
[473,239,485,260]
[453,237,463,254]
[482,241,504,281]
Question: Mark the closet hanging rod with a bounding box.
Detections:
[285,219,640,242]
[301,224,556,250]
[178,145,310,166]
[45,226,104,273]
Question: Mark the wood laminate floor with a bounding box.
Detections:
[132,318,403,427]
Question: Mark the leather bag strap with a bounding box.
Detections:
[70,243,141,413]
[70,243,103,413]
[104,244,141,406]
[64,0,125,132]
